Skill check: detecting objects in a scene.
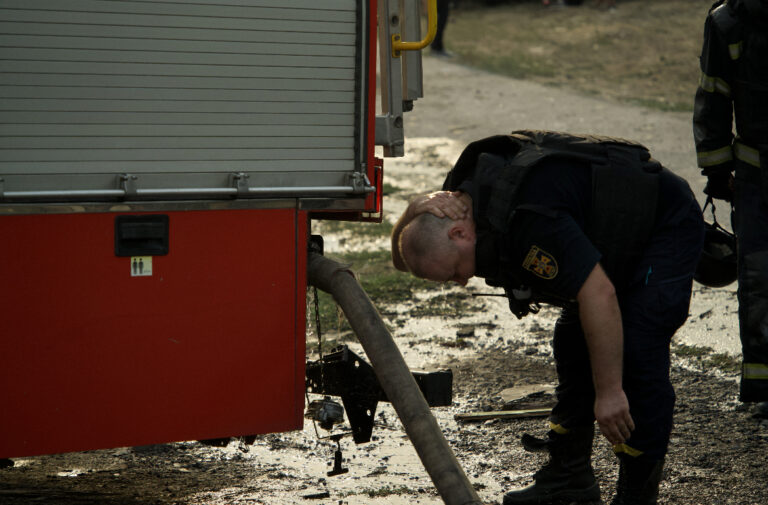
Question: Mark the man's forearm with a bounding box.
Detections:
[576,263,634,444]
[579,287,624,397]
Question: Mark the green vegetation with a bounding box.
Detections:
[315,217,394,239]
[705,352,741,373]
[382,181,402,196]
[673,343,712,359]
[337,249,435,300]
[673,343,740,373]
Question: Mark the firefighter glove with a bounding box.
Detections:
[704,173,733,202]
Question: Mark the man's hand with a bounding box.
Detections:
[391,191,470,272]
[704,173,734,202]
[594,389,635,445]
[409,191,468,220]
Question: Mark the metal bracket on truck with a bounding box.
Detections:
[306,345,453,444]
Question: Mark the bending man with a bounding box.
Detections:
[391,131,704,505]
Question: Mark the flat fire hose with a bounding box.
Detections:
[308,252,484,505]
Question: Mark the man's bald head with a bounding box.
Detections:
[400,213,476,286]
[400,213,455,277]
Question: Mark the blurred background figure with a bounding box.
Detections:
[431,0,452,56]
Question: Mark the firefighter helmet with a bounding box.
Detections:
[695,220,737,287]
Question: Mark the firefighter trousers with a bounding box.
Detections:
[733,158,768,402]
[550,194,703,460]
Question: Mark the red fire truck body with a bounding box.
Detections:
[1,0,423,459]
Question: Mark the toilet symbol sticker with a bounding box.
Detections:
[130,256,153,277]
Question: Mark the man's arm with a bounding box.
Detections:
[576,263,635,445]
[391,191,469,271]
[693,12,735,200]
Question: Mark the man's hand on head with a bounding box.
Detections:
[410,191,469,221]
[392,191,470,273]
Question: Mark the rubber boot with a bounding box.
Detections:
[503,425,601,505]
[610,454,664,505]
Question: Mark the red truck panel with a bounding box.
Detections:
[0,208,307,458]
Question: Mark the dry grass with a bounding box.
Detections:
[445,0,711,111]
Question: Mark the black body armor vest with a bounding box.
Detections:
[442,130,662,318]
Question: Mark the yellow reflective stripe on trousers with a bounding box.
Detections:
[699,73,731,97]
[697,146,733,167]
[734,142,761,168]
[729,41,742,60]
[613,443,644,457]
[550,422,569,435]
[743,363,768,380]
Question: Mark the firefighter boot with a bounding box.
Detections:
[609,454,664,505]
[502,425,601,505]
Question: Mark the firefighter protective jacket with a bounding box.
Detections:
[693,0,768,175]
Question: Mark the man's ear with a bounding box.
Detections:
[448,222,471,242]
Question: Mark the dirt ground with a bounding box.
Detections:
[3,2,768,504]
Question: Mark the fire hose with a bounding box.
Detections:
[308,251,483,505]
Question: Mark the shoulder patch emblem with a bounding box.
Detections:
[522,245,558,280]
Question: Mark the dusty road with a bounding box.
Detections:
[2,54,765,505]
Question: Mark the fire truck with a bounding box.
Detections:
[0,0,435,460]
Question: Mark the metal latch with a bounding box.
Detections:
[347,172,373,194]
[230,172,250,196]
[119,174,138,198]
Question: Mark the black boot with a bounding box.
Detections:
[503,425,601,505]
[610,454,664,505]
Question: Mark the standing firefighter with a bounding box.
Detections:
[693,0,768,410]
[392,131,704,504]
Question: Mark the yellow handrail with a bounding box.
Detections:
[391,0,437,57]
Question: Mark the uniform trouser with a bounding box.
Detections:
[550,196,704,461]
[733,159,768,402]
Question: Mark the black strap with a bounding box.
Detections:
[703,195,735,236]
